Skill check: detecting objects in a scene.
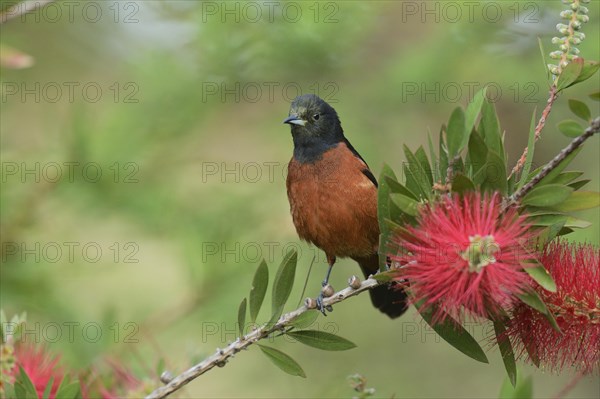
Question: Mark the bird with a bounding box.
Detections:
[283,94,408,319]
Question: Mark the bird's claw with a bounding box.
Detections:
[316,294,333,316]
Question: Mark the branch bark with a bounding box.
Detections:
[145,276,385,399]
[510,85,559,177]
[509,116,600,205]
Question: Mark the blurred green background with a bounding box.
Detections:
[1,0,599,398]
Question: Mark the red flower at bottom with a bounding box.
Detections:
[14,344,64,399]
[391,192,536,322]
[506,240,600,374]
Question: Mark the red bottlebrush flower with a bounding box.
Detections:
[506,240,600,374]
[14,344,64,399]
[391,192,536,322]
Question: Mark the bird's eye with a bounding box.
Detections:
[313,114,320,120]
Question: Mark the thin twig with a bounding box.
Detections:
[0,0,55,24]
[510,85,559,178]
[144,276,384,399]
[509,117,600,206]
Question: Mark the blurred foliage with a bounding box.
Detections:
[1,1,599,398]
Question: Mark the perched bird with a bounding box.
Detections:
[283,94,407,319]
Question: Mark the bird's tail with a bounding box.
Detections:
[354,254,408,319]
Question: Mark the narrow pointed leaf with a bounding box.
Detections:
[451,173,475,194]
[590,91,600,101]
[479,151,507,195]
[390,194,419,217]
[568,179,590,190]
[517,291,547,314]
[385,176,418,200]
[258,344,306,377]
[517,108,538,190]
[572,60,600,86]
[522,259,556,292]
[568,99,591,121]
[538,37,550,82]
[415,146,433,186]
[521,184,573,207]
[439,125,449,183]
[287,330,357,351]
[494,320,517,387]
[42,377,54,399]
[447,107,466,158]
[18,366,38,398]
[538,147,581,185]
[249,260,269,322]
[427,130,439,182]
[549,171,583,185]
[269,250,298,324]
[417,304,488,363]
[479,100,504,163]
[464,88,487,143]
[289,311,318,329]
[404,145,432,199]
[556,58,583,91]
[551,191,600,212]
[557,120,584,137]
[468,130,488,177]
[237,298,247,336]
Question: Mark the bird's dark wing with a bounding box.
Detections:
[343,138,378,188]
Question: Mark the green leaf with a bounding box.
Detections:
[385,176,418,200]
[522,259,557,292]
[237,298,246,336]
[572,60,600,86]
[54,376,81,399]
[464,88,487,144]
[517,108,538,190]
[451,174,475,194]
[494,320,517,387]
[538,147,581,185]
[42,377,54,399]
[258,344,306,378]
[479,100,505,163]
[269,250,298,324]
[249,260,269,322]
[569,179,590,190]
[557,119,584,137]
[516,291,560,332]
[538,37,550,82]
[415,146,433,186]
[468,130,488,177]
[549,171,583,185]
[479,151,507,195]
[590,91,600,101]
[551,191,600,212]
[556,58,584,91]
[568,99,591,121]
[403,145,432,199]
[417,303,488,364]
[289,311,319,329]
[517,291,547,313]
[439,125,449,183]
[447,107,466,159]
[499,374,533,399]
[427,130,439,183]
[17,367,38,399]
[390,194,419,217]
[287,330,357,351]
[521,184,573,207]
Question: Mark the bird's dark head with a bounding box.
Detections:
[283,94,344,162]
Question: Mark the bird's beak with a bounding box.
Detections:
[283,115,306,126]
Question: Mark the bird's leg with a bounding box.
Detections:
[316,254,336,315]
